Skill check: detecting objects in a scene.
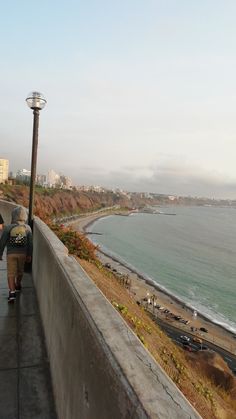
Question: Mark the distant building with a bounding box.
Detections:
[47,169,60,188]
[168,195,177,201]
[9,171,16,179]
[7,177,17,185]
[77,185,90,192]
[46,170,72,189]
[92,185,105,193]
[36,174,47,186]
[142,192,153,199]
[0,159,9,184]
[16,169,31,184]
[59,175,72,190]
[78,185,106,193]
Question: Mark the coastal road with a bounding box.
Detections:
[155,317,236,375]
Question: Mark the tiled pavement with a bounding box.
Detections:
[0,255,57,419]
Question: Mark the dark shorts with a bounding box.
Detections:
[7,254,26,277]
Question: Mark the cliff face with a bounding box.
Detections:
[0,185,134,220]
[1,185,231,221]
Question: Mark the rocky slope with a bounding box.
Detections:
[1,185,234,221]
[0,185,132,220]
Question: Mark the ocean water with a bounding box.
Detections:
[89,206,236,333]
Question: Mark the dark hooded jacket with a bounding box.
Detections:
[0,206,32,257]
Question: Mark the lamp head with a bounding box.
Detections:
[26,91,47,110]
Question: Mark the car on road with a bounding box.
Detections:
[199,345,208,351]
[183,344,192,352]
[193,337,202,344]
[182,341,191,346]
[199,327,208,333]
[180,335,190,342]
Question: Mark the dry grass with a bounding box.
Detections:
[79,258,236,419]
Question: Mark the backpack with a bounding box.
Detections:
[9,225,27,247]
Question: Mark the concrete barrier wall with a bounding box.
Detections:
[0,201,201,419]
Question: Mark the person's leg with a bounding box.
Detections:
[15,254,26,291]
[15,275,22,290]
[8,276,16,291]
[7,255,16,291]
[6,255,16,302]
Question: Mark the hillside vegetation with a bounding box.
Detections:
[1,184,234,223]
[0,185,131,220]
[79,258,236,419]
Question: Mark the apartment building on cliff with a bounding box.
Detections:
[0,159,9,183]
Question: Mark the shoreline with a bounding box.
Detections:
[69,212,113,234]
[69,211,236,353]
[98,247,236,334]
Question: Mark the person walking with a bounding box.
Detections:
[0,206,33,303]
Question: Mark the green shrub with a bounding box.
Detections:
[48,223,97,261]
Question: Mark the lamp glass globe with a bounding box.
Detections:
[26,91,47,110]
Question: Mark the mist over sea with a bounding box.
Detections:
[89,206,236,333]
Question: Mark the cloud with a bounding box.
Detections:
[74,158,236,199]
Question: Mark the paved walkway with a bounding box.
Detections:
[0,255,57,419]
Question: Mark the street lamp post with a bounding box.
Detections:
[26,92,47,227]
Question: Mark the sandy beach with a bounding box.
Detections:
[69,211,236,355]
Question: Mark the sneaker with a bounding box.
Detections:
[8,291,16,303]
[15,284,22,292]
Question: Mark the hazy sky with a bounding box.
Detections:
[1,1,236,198]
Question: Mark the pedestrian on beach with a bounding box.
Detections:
[0,206,33,303]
